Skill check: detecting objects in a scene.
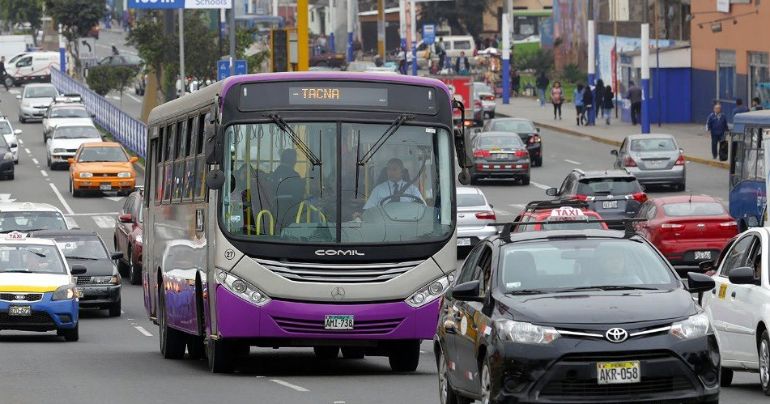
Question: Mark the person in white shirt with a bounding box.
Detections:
[363,158,424,210]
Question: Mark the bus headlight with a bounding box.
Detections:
[406,275,450,308]
[215,269,270,306]
[52,284,78,300]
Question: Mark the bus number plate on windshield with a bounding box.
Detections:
[597,361,640,385]
[602,201,618,209]
[324,315,354,330]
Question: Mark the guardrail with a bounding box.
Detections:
[50,68,146,158]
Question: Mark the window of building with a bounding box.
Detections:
[749,52,769,105]
[717,49,736,101]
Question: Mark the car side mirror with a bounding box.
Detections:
[13,129,22,135]
[70,265,87,275]
[129,156,139,163]
[687,271,716,305]
[67,158,75,164]
[111,252,124,261]
[728,266,759,285]
[610,150,619,156]
[118,213,132,223]
[450,280,483,302]
[545,187,558,197]
[698,260,715,273]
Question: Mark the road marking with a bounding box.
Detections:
[509,203,525,209]
[110,95,121,100]
[530,181,552,191]
[126,93,142,103]
[31,158,38,165]
[24,148,31,154]
[93,215,116,229]
[64,217,79,229]
[40,170,48,177]
[17,139,23,145]
[333,401,346,404]
[65,211,119,216]
[270,379,309,392]
[564,159,582,165]
[134,326,153,337]
[104,196,125,202]
[49,183,74,215]
[494,209,512,216]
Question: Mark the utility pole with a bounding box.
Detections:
[410,0,417,75]
[329,0,336,52]
[502,13,510,104]
[641,23,650,134]
[298,0,309,70]
[613,0,618,118]
[347,0,354,62]
[654,0,661,127]
[163,9,175,100]
[179,9,185,97]
[228,6,236,75]
[377,0,385,60]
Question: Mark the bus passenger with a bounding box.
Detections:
[270,149,305,228]
[363,158,424,210]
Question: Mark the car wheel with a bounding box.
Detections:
[70,179,81,197]
[438,349,472,404]
[158,286,187,359]
[520,175,530,186]
[389,340,420,372]
[341,347,365,359]
[128,248,141,285]
[313,346,339,359]
[108,300,121,317]
[60,323,79,342]
[19,116,25,124]
[676,182,686,191]
[760,330,770,395]
[720,367,733,387]
[480,358,493,404]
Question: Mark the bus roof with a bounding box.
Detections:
[734,109,770,132]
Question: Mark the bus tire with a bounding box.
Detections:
[187,335,205,360]
[207,338,234,373]
[158,287,186,360]
[313,346,339,359]
[341,347,365,359]
[389,340,420,372]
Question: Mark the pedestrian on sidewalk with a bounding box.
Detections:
[602,85,614,125]
[595,79,605,118]
[536,72,549,107]
[511,70,520,97]
[455,51,470,75]
[627,81,642,125]
[706,103,729,160]
[0,57,8,91]
[733,98,749,120]
[574,84,585,125]
[551,81,564,120]
[752,97,764,111]
[582,83,594,126]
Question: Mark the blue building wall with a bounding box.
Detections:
[620,68,691,124]
[691,68,749,124]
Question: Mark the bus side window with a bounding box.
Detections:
[155,127,165,205]
[182,116,197,202]
[172,120,186,203]
[163,123,175,203]
[194,112,208,202]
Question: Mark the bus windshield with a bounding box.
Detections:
[221,122,453,244]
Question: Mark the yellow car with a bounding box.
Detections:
[68,142,138,197]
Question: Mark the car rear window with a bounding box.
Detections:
[478,135,523,149]
[662,202,725,217]
[458,194,486,207]
[491,120,535,133]
[577,177,642,195]
[630,138,676,152]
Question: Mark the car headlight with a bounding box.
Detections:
[79,172,93,178]
[52,284,78,300]
[53,148,66,154]
[3,152,12,161]
[91,275,121,285]
[135,234,142,244]
[670,312,711,340]
[406,275,450,308]
[117,172,132,178]
[215,268,270,306]
[495,320,560,344]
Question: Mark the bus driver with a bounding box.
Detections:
[362,158,424,210]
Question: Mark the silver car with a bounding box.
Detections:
[456,187,497,250]
[612,134,686,190]
[17,83,58,123]
[474,82,496,118]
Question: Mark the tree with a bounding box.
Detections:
[0,0,44,45]
[419,0,493,40]
[127,11,172,99]
[514,47,554,76]
[45,0,104,72]
[86,65,134,97]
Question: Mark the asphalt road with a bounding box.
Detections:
[0,87,766,403]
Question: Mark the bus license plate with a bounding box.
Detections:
[602,201,618,209]
[9,305,31,317]
[597,361,640,385]
[100,184,112,191]
[324,315,354,330]
[457,238,471,246]
[694,251,712,260]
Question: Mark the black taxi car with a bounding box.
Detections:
[435,224,719,404]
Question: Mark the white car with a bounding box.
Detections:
[16,83,58,123]
[456,186,497,251]
[702,226,770,392]
[46,122,103,169]
[0,202,73,232]
[42,97,93,142]
[0,118,22,164]
[474,82,496,118]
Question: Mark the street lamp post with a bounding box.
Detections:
[347,0,354,62]
[502,14,510,104]
[410,0,417,76]
[641,23,650,134]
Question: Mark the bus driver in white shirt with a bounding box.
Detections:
[363,158,424,210]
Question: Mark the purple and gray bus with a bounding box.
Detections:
[143,72,470,373]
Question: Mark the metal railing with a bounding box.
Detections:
[50,68,146,158]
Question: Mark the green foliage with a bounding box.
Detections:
[44,0,103,43]
[0,0,43,44]
[246,50,270,74]
[513,47,554,77]
[126,12,172,81]
[86,65,135,96]
[224,27,258,60]
[562,63,584,84]
[419,0,492,40]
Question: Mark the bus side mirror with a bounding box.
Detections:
[206,169,225,190]
[204,120,221,165]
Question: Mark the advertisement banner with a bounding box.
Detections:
[435,76,471,121]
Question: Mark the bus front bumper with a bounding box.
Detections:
[216,286,440,342]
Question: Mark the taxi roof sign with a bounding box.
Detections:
[549,207,586,218]
[4,231,27,239]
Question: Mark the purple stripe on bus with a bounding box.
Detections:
[216,286,440,340]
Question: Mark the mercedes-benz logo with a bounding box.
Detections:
[331,287,346,301]
[605,328,629,343]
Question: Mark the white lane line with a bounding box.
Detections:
[24,148,31,154]
[104,196,125,202]
[134,326,153,337]
[333,401,346,404]
[65,211,120,216]
[17,139,23,145]
[49,183,75,215]
[31,158,39,165]
[508,203,525,209]
[270,379,309,392]
[0,194,16,202]
[109,95,121,100]
[530,181,552,191]
[9,89,19,94]
[64,217,79,229]
[126,93,142,103]
[40,170,48,177]
[564,159,582,165]
[93,215,116,229]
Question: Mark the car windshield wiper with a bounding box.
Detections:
[66,256,99,260]
[357,114,415,166]
[559,285,660,292]
[266,114,322,166]
[506,289,547,295]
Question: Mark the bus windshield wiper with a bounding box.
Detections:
[357,114,415,166]
[267,114,322,166]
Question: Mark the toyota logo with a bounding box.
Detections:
[605,328,629,343]
[331,287,346,300]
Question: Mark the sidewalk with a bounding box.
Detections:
[495,97,728,170]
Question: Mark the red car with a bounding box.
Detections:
[513,200,609,232]
[634,195,738,268]
[114,189,143,285]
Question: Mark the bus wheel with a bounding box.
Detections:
[313,346,340,359]
[206,338,234,373]
[389,340,420,372]
[341,347,365,359]
[187,335,205,360]
[158,288,186,359]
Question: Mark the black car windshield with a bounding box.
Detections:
[51,236,109,260]
[78,147,127,162]
[663,202,726,217]
[630,138,677,152]
[54,126,101,139]
[0,244,66,274]
[478,135,524,149]
[0,212,67,232]
[490,120,535,133]
[577,177,642,195]
[25,86,57,98]
[500,239,677,293]
[50,107,90,118]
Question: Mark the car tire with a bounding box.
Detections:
[60,323,79,342]
[128,248,141,285]
[159,286,187,360]
[108,300,121,317]
[720,367,733,387]
[760,330,770,395]
[70,179,81,197]
[521,175,530,186]
[206,337,235,373]
[341,347,365,359]
[313,346,339,359]
[19,116,25,124]
[389,340,420,372]
[480,357,494,404]
[676,182,686,191]
[6,173,13,180]
[438,349,472,404]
